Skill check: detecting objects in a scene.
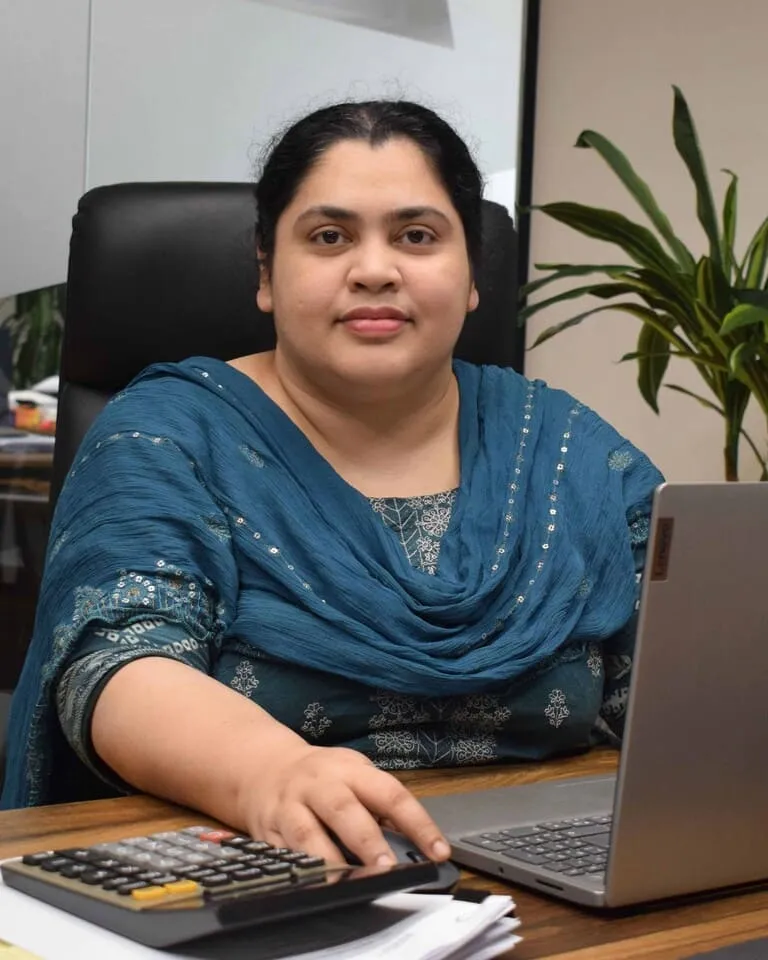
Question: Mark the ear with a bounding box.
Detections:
[256,252,273,313]
[467,283,479,313]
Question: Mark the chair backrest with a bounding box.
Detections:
[52,182,522,507]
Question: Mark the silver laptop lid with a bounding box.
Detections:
[606,481,768,906]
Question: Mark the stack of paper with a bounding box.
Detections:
[0,869,521,959]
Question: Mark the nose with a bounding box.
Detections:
[346,238,402,292]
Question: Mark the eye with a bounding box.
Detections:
[399,228,436,246]
[311,229,346,245]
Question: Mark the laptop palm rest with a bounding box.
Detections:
[422,774,616,837]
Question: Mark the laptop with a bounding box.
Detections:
[423,481,768,908]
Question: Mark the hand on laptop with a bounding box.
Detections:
[235,742,452,867]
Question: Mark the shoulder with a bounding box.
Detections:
[83,356,229,444]
[461,360,664,479]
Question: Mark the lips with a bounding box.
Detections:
[340,306,409,337]
[340,306,409,322]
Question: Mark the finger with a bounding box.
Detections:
[354,770,451,862]
[273,803,347,865]
[307,783,398,867]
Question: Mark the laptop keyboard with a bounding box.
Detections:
[461,815,612,878]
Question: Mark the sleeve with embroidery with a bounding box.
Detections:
[56,619,211,790]
[594,510,650,745]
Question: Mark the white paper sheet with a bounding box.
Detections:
[0,868,521,960]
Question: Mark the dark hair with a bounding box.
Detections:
[254,100,484,276]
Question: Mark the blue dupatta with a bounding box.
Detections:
[1,358,663,808]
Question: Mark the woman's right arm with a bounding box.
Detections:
[91,655,451,868]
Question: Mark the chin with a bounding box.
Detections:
[327,345,447,389]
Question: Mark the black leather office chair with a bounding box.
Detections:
[0,182,522,794]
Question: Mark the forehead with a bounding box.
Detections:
[287,138,454,213]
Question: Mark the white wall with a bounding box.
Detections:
[0,0,90,298]
[0,0,524,296]
[86,0,523,190]
[526,0,768,481]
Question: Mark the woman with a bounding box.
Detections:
[1,101,663,870]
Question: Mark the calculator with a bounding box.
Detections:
[1,825,438,948]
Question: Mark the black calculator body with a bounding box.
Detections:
[1,825,438,948]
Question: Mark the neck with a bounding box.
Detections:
[251,350,461,496]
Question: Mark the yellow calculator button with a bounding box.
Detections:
[163,880,200,896]
[131,886,168,902]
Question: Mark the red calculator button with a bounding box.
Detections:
[198,830,235,843]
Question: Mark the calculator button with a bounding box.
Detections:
[54,848,93,861]
[80,870,115,884]
[102,877,131,891]
[116,880,151,895]
[222,836,250,848]
[163,880,200,896]
[114,865,143,877]
[131,885,169,902]
[294,856,326,869]
[198,830,236,843]
[177,852,212,866]
[41,858,72,872]
[141,856,184,871]
[22,853,55,866]
[91,858,122,869]
[60,864,91,879]
[231,867,263,881]
[148,874,180,885]
[183,868,216,880]
[243,841,271,854]
[261,863,292,877]
[199,874,231,887]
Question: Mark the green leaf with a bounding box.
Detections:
[518,281,626,322]
[665,384,726,416]
[721,169,738,280]
[732,288,768,309]
[695,256,732,319]
[672,86,723,270]
[665,384,767,478]
[619,349,728,372]
[533,202,681,276]
[576,129,696,272]
[743,215,768,288]
[635,324,671,413]
[729,341,756,379]
[530,301,680,349]
[721,303,768,336]
[520,264,631,298]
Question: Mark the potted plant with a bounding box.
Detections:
[0,284,64,390]
[520,87,768,481]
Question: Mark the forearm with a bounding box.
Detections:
[91,657,309,830]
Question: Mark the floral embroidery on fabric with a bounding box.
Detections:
[608,449,634,471]
[586,645,603,678]
[368,692,513,768]
[230,660,259,697]
[369,693,431,729]
[371,490,457,575]
[628,515,650,545]
[301,702,332,740]
[578,578,593,599]
[239,444,265,468]
[204,515,231,543]
[545,689,570,728]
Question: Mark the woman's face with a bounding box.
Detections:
[257,137,479,392]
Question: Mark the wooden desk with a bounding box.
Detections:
[1,750,766,959]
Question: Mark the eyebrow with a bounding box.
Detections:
[294,205,452,227]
